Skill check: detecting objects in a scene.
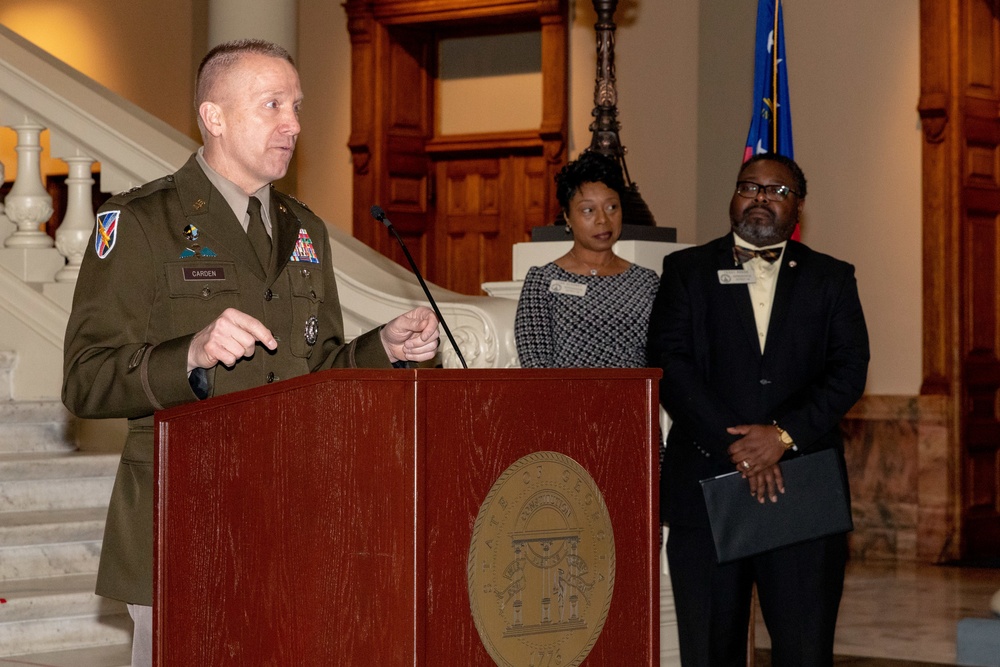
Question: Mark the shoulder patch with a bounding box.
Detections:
[95,211,119,259]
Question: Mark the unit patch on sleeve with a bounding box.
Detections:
[95,211,120,259]
[289,228,319,263]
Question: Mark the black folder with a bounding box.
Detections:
[699,448,853,563]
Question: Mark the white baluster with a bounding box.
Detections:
[54,154,95,282]
[4,120,54,248]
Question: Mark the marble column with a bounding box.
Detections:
[208,0,297,57]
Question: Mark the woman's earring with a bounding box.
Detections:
[564,225,571,234]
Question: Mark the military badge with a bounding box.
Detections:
[180,247,217,258]
[290,228,319,263]
[179,222,217,258]
[95,211,119,259]
[303,315,318,346]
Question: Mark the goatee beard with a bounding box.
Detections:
[732,210,795,246]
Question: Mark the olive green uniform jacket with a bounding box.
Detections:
[63,155,390,605]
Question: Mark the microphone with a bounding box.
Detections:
[369,205,468,369]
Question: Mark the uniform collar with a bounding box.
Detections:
[195,147,272,231]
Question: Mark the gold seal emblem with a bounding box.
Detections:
[468,451,615,667]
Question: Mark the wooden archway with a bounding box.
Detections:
[344,0,568,296]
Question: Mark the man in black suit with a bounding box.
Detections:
[647,153,869,666]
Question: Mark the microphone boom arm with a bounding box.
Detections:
[370,205,468,369]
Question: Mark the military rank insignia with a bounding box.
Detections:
[95,211,119,259]
[290,228,319,263]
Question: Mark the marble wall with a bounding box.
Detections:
[842,395,957,563]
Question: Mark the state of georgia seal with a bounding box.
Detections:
[467,451,615,667]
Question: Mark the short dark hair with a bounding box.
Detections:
[739,152,808,198]
[196,39,295,108]
[554,151,627,217]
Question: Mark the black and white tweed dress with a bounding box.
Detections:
[514,262,659,368]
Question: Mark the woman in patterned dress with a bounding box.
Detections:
[514,151,660,368]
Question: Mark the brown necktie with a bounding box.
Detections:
[733,245,782,265]
[247,196,271,271]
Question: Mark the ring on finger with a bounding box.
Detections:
[742,460,751,470]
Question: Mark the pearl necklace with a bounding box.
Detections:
[569,248,615,276]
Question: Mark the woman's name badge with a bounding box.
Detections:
[550,280,588,296]
[717,269,756,285]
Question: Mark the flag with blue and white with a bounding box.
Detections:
[743,0,794,162]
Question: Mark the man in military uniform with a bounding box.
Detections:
[62,39,439,667]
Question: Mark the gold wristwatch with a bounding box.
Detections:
[774,423,795,450]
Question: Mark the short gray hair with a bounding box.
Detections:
[195,39,295,108]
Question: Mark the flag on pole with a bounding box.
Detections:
[743,0,793,162]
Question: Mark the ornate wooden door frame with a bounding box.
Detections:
[344,0,568,290]
[919,0,1000,560]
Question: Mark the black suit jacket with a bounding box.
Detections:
[647,233,870,527]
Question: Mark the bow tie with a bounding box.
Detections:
[733,245,782,265]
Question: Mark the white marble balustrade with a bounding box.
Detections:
[2,119,53,250]
[0,114,101,297]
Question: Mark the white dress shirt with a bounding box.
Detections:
[733,232,787,353]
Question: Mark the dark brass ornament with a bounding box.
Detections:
[586,0,656,226]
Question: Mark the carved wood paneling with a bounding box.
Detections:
[924,0,1000,558]
[368,0,563,24]
[966,0,999,94]
[963,214,996,356]
[919,0,960,399]
[919,0,966,561]
[435,159,500,293]
[425,151,549,295]
[345,0,567,295]
[522,156,549,236]
[962,0,1000,557]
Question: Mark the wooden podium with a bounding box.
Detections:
[154,368,660,665]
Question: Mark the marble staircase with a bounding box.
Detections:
[0,398,131,665]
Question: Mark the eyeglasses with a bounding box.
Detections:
[735,181,801,202]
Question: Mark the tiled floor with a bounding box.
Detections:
[754,558,1000,665]
[754,651,954,666]
[1,559,995,666]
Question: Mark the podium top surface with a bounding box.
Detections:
[155,367,661,422]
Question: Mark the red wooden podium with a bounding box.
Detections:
[154,368,660,665]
